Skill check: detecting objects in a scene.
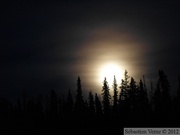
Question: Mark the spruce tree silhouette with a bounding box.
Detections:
[129,77,137,123]
[153,80,162,121]
[112,75,118,117]
[153,70,171,126]
[101,77,111,118]
[138,79,150,125]
[88,91,95,120]
[159,71,171,118]
[64,89,74,123]
[74,76,85,126]
[149,81,154,107]
[119,70,130,125]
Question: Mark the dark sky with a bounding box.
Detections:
[1,1,180,101]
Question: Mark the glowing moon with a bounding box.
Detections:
[99,63,124,86]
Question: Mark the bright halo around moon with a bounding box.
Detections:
[99,63,124,86]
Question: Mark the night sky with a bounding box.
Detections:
[1,1,180,101]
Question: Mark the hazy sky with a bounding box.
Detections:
[1,1,180,101]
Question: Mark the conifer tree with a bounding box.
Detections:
[149,81,154,104]
[74,76,84,117]
[101,77,111,116]
[119,70,130,101]
[158,70,171,117]
[153,70,171,124]
[129,77,137,114]
[154,81,162,115]
[112,76,118,115]
[88,91,95,118]
[119,70,130,122]
[138,79,150,121]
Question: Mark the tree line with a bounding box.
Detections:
[0,70,180,134]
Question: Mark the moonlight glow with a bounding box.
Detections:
[99,63,124,86]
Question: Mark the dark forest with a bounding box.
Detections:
[1,70,180,135]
